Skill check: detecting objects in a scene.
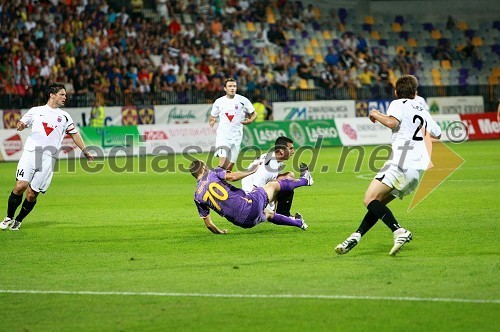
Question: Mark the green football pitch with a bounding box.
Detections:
[0,140,498,331]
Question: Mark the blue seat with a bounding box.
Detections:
[423,23,434,31]
[395,15,405,25]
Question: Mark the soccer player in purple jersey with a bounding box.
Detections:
[190,159,314,234]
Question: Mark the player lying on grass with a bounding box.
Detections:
[335,74,441,256]
[190,159,314,234]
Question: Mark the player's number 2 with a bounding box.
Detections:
[412,115,427,141]
[203,183,228,211]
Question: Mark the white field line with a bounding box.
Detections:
[0,289,498,304]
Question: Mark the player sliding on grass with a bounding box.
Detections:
[190,159,313,234]
[335,75,441,256]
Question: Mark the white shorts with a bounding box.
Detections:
[16,150,56,193]
[215,138,241,163]
[375,162,423,199]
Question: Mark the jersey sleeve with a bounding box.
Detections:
[424,111,442,138]
[244,97,255,114]
[210,100,220,117]
[387,99,403,122]
[194,199,210,217]
[213,167,227,180]
[20,109,35,127]
[64,113,78,134]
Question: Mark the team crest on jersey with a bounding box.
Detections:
[57,116,62,122]
[235,104,238,110]
[42,122,57,136]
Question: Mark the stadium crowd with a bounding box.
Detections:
[0,0,487,106]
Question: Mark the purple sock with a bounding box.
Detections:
[270,213,302,227]
[278,178,307,192]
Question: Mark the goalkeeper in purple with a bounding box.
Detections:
[190,160,314,234]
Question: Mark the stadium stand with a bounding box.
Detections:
[0,0,497,110]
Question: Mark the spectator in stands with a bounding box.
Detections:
[325,47,340,67]
[358,66,381,87]
[297,56,314,80]
[273,66,289,101]
[461,38,481,63]
[267,24,286,48]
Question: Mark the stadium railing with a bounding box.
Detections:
[0,85,498,112]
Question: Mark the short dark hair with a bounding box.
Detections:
[274,136,293,152]
[189,160,206,178]
[224,78,237,87]
[395,75,418,99]
[45,82,66,100]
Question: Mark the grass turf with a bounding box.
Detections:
[0,140,498,331]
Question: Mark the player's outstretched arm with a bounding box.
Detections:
[203,215,227,234]
[369,109,400,129]
[209,115,216,128]
[16,121,27,131]
[225,164,259,181]
[70,132,94,161]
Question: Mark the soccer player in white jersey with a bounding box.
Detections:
[209,78,256,171]
[242,136,313,217]
[335,75,442,256]
[1,82,93,231]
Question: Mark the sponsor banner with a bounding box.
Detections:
[80,126,141,156]
[427,96,484,114]
[273,100,355,120]
[335,117,392,146]
[0,130,81,161]
[121,105,155,125]
[242,120,342,150]
[154,104,213,124]
[431,114,461,142]
[3,109,21,129]
[355,100,391,116]
[459,113,500,140]
[139,124,217,154]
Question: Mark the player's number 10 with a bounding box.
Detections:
[203,183,228,211]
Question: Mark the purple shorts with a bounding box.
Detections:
[238,187,269,228]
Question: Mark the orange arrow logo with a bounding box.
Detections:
[408,134,465,210]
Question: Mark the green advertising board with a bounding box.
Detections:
[242,120,342,150]
[80,126,141,148]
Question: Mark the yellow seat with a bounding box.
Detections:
[315,53,324,63]
[433,76,442,86]
[267,14,276,24]
[246,22,255,32]
[313,7,321,20]
[299,79,309,89]
[441,60,452,70]
[305,46,314,56]
[431,68,441,78]
[310,38,319,47]
[396,45,406,54]
[431,29,441,39]
[391,22,402,32]
[370,30,380,40]
[364,16,375,25]
[407,37,417,47]
[322,30,332,39]
[472,36,483,47]
[457,21,468,31]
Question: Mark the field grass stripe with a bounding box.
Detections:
[0,289,498,304]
